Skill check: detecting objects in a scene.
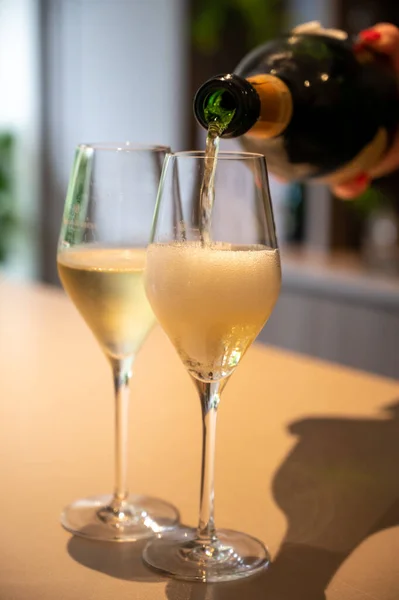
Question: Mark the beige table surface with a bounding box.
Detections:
[1,277,399,600]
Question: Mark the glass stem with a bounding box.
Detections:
[110,357,133,509]
[195,380,222,544]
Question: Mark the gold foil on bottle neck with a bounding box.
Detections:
[246,74,293,139]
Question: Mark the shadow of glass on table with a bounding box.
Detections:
[67,400,399,597]
[67,537,163,583]
[165,400,399,600]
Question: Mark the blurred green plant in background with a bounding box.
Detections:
[192,0,284,55]
[0,132,17,263]
[352,185,392,216]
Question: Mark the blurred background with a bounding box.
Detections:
[1,0,399,377]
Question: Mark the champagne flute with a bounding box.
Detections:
[57,143,179,541]
[143,151,281,581]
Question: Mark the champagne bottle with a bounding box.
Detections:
[193,22,399,185]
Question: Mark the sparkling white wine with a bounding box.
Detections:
[199,89,237,243]
[58,247,155,360]
[145,242,281,382]
[199,126,220,244]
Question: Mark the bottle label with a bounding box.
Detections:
[241,127,388,183]
[317,127,388,185]
[246,74,293,139]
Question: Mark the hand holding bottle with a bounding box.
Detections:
[194,22,399,198]
[334,23,399,199]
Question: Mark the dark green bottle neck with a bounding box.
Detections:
[194,74,261,138]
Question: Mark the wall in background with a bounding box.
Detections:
[40,0,188,283]
[0,0,41,280]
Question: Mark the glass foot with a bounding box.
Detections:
[143,528,270,582]
[61,494,179,542]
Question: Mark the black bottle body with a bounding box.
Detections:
[234,33,399,182]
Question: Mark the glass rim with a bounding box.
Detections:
[166,150,265,161]
[77,142,171,153]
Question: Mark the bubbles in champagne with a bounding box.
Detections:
[145,241,281,382]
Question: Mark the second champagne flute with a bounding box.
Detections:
[57,143,179,541]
